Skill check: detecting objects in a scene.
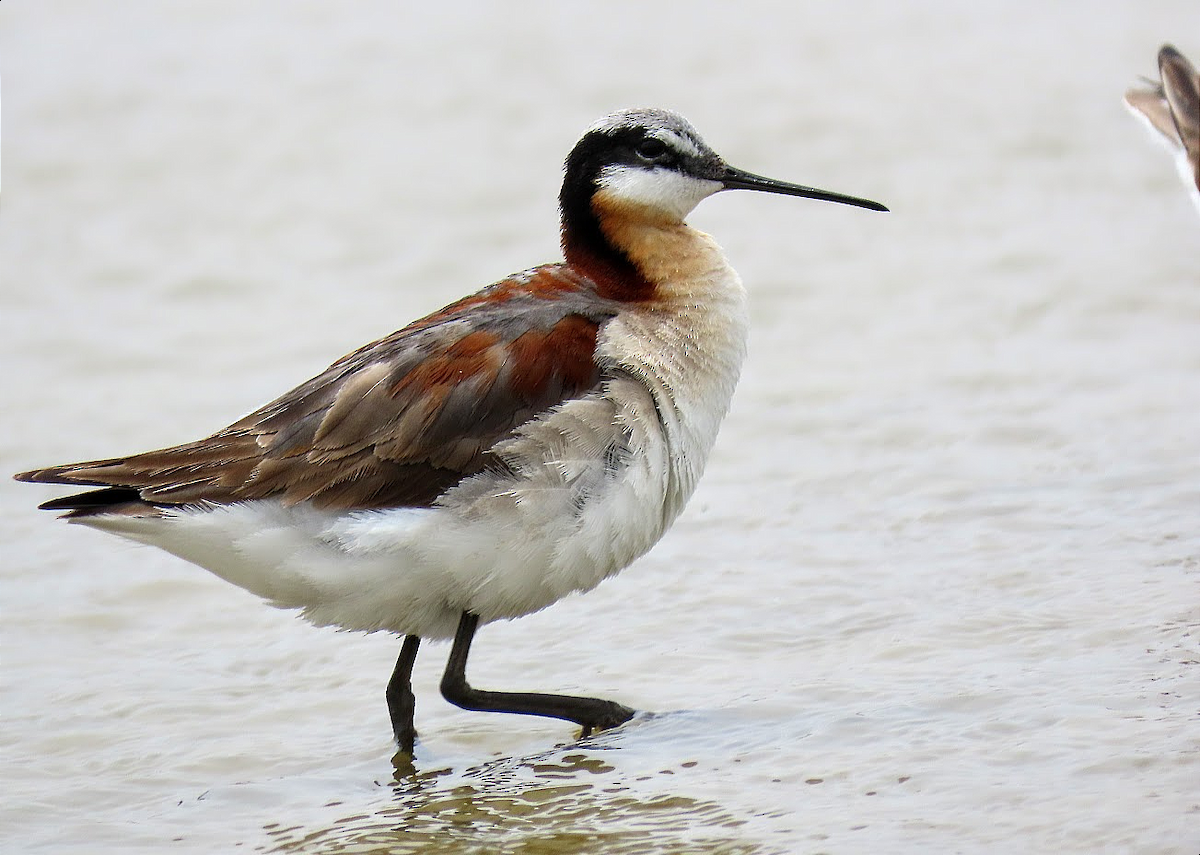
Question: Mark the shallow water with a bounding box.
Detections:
[3,2,1198,853]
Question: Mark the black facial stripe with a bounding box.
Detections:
[558,128,655,279]
[560,127,721,211]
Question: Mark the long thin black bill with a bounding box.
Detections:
[721,165,889,212]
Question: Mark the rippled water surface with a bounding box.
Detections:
[3,2,1198,853]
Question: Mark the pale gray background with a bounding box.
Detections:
[3,2,1198,853]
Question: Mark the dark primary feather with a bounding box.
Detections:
[17,265,623,515]
[37,487,142,511]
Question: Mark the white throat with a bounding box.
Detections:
[596,164,723,221]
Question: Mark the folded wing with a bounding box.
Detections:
[17,265,619,515]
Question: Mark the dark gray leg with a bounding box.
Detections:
[387,634,421,754]
[440,612,636,736]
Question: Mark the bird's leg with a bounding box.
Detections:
[440,611,636,736]
[386,634,422,754]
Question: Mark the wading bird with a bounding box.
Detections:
[17,108,887,754]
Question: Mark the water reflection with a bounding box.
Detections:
[264,746,780,855]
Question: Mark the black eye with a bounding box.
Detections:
[634,137,669,162]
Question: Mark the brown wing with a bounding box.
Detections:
[17,264,620,514]
[1158,45,1200,183]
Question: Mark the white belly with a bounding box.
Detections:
[79,375,678,639]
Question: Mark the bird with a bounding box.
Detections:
[1124,44,1200,214]
[16,108,887,755]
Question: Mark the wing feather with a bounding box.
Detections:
[17,264,620,514]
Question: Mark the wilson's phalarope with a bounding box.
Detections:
[17,108,887,754]
[1125,44,1200,214]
